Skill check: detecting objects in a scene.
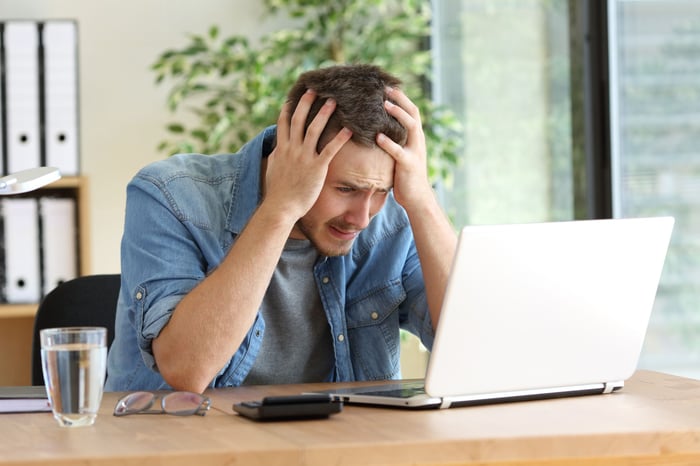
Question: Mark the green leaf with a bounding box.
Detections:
[191,129,209,142]
[167,123,185,134]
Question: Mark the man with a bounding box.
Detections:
[105,64,457,393]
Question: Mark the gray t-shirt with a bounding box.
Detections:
[243,238,334,385]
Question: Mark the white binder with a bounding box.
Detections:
[42,20,80,175]
[3,21,41,174]
[2,198,41,303]
[39,197,78,296]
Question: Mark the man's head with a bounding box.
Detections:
[283,64,408,257]
[286,64,408,150]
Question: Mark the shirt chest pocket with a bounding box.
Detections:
[344,282,407,380]
[345,281,406,329]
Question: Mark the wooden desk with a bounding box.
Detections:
[1,370,699,465]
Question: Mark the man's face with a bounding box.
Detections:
[291,140,395,256]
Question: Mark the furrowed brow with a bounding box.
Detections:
[341,181,393,192]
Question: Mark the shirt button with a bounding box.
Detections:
[322,277,330,284]
[371,312,379,320]
[135,291,143,300]
[255,330,261,338]
[337,334,345,342]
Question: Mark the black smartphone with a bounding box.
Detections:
[233,394,342,421]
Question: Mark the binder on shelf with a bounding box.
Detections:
[42,20,80,176]
[1,197,41,303]
[39,197,77,296]
[3,21,41,174]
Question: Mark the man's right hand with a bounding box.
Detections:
[263,89,353,222]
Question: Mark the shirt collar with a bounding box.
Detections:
[227,125,276,234]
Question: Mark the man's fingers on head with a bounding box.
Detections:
[385,87,421,121]
[385,99,418,128]
[279,101,292,118]
[312,98,337,123]
[289,89,317,139]
[304,98,337,150]
[276,103,292,140]
[376,133,403,161]
[321,127,353,159]
[385,86,414,107]
[297,88,317,113]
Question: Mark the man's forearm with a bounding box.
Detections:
[152,202,297,392]
[404,192,457,330]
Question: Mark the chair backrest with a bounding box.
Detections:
[31,274,121,385]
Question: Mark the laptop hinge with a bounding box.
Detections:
[603,381,624,394]
[440,398,453,409]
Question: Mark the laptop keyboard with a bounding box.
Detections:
[356,385,427,398]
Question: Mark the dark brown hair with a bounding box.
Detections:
[285,64,408,149]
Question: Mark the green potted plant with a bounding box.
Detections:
[151,0,461,184]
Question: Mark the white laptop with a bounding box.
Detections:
[314,217,675,409]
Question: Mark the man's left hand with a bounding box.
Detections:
[376,88,434,212]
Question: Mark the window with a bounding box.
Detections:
[433,0,700,379]
[433,0,576,227]
[608,0,700,378]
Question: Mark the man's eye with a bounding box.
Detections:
[337,187,354,193]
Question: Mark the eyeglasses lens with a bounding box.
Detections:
[162,392,211,415]
[114,391,155,416]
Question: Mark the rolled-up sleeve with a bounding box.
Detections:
[400,239,435,351]
[120,172,216,371]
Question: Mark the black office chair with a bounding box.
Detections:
[31,274,121,385]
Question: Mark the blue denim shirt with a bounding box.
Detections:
[105,126,435,391]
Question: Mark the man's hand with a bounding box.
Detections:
[264,89,353,221]
[376,87,433,212]
[376,87,458,331]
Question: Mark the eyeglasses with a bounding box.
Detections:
[114,391,211,417]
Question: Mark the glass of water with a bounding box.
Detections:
[40,327,107,427]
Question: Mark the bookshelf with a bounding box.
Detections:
[0,176,89,385]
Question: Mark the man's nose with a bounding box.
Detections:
[345,196,372,230]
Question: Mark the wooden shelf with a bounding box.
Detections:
[0,304,37,319]
[45,176,82,189]
[0,175,90,385]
